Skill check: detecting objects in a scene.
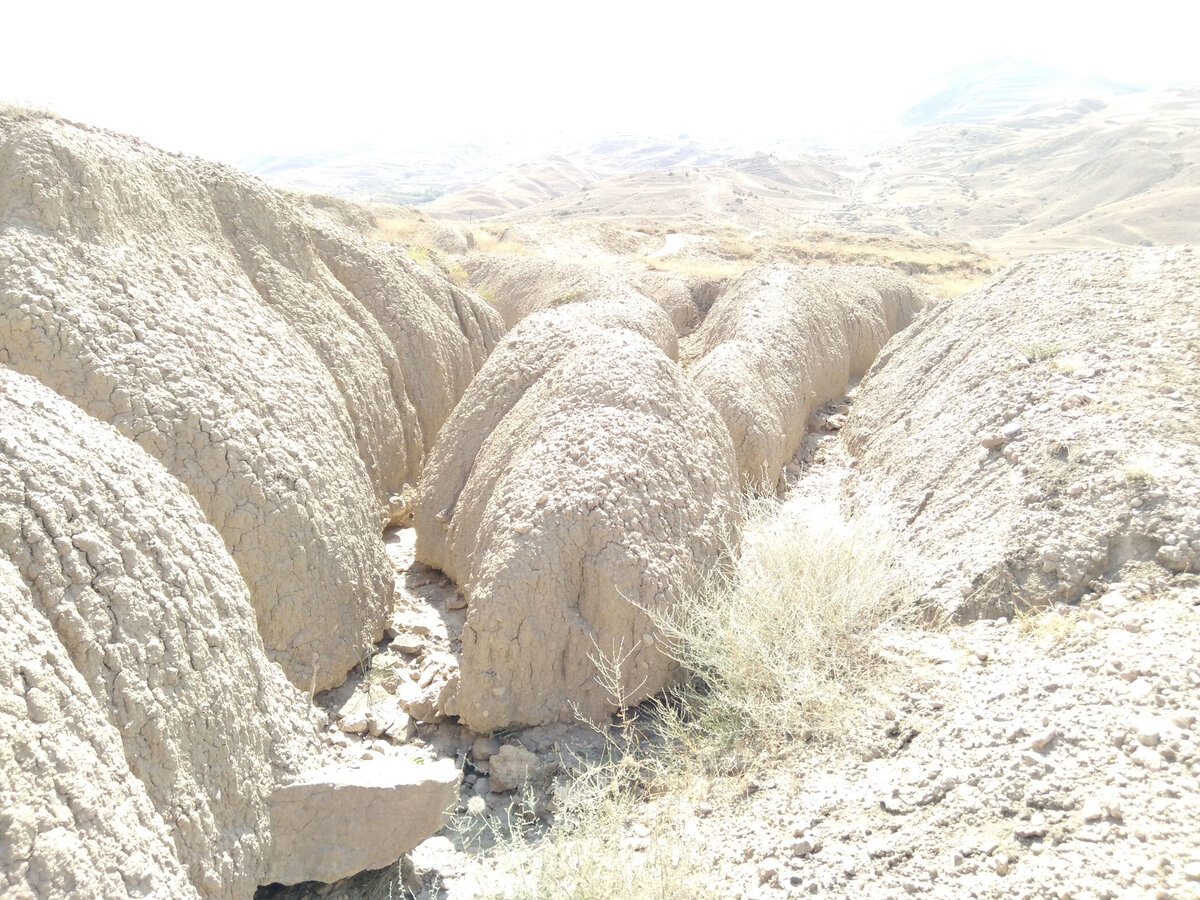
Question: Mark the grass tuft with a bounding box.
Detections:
[1122,455,1162,484]
[1051,353,1089,375]
[1023,342,1062,362]
[655,497,918,748]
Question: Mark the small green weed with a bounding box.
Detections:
[1023,342,1062,361]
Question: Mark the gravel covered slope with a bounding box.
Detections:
[846,246,1200,619]
[692,581,1200,900]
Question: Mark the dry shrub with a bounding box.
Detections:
[656,496,918,747]
[461,497,916,898]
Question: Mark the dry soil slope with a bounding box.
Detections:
[462,253,701,334]
[0,109,502,691]
[846,246,1200,619]
[423,155,597,221]
[859,88,1200,257]
[0,368,319,899]
[416,296,741,731]
[494,159,850,232]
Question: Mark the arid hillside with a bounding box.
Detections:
[2,66,1199,900]
[0,107,492,897]
[854,88,1200,256]
[415,87,1198,261]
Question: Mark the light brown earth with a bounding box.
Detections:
[3,71,1199,900]
[414,293,742,731]
[269,241,1198,900]
[846,247,1200,619]
[275,116,1199,894]
[0,109,481,896]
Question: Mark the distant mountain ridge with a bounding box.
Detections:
[241,59,1199,258]
[242,133,740,208]
[901,57,1142,127]
[243,58,1156,207]
[424,87,1199,262]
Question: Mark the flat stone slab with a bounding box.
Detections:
[264,755,458,885]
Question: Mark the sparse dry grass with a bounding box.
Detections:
[636,255,749,280]
[626,225,991,295]
[375,216,425,245]
[0,101,56,121]
[719,238,756,260]
[777,229,995,298]
[466,773,711,900]
[473,228,532,255]
[923,271,992,298]
[372,205,435,248]
[1013,603,1078,648]
[656,497,918,748]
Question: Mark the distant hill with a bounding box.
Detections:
[901,57,1140,127]
[421,155,598,220]
[244,134,739,208]
[864,86,1200,254]
[243,60,1197,260]
[566,134,734,173]
[414,87,1199,265]
[241,139,545,205]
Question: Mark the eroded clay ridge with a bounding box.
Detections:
[846,246,1200,619]
[685,264,928,490]
[416,295,742,732]
[462,253,704,334]
[0,368,319,899]
[0,111,503,690]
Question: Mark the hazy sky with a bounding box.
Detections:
[3,0,1197,163]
